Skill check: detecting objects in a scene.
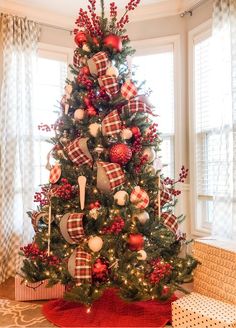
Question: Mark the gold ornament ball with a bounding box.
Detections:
[106,66,119,77]
[121,128,133,140]
[137,249,147,260]
[74,109,85,121]
[114,190,129,206]
[133,211,150,225]
[88,236,103,252]
[89,123,101,137]
[144,165,156,175]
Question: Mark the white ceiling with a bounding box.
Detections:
[0,0,199,28]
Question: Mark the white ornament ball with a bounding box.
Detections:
[133,211,150,225]
[74,109,85,121]
[142,147,155,163]
[114,190,129,206]
[89,123,101,137]
[137,250,147,261]
[88,236,103,252]
[82,43,90,52]
[121,128,133,140]
[106,66,119,77]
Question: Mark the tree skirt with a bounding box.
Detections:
[42,289,177,327]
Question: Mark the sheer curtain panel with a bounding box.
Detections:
[0,14,40,283]
[211,0,236,238]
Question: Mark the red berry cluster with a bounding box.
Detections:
[102,216,125,235]
[77,74,93,90]
[55,178,74,200]
[75,6,102,37]
[117,15,129,29]
[89,201,101,210]
[99,87,110,101]
[38,122,64,132]
[178,166,189,183]
[149,258,173,284]
[135,154,148,174]
[34,187,50,206]
[116,0,141,30]
[110,2,118,18]
[143,123,159,143]
[125,0,141,11]
[20,243,61,267]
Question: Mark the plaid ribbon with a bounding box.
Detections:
[31,211,47,231]
[123,99,155,115]
[161,212,178,234]
[66,138,93,167]
[49,164,61,184]
[67,213,84,243]
[99,75,119,97]
[161,190,173,206]
[98,161,125,191]
[130,186,149,209]
[91,51,109,77]
[121,80,138,100]
[102,110,122,136]
[75,250,92,285]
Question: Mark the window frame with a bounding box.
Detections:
[131,35,181,181]
[188,20,213,236]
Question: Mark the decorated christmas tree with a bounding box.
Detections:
[20,0,197,308]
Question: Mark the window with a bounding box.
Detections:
[132,37,179,179]
[33,45,72,188]
[189,21,214,234]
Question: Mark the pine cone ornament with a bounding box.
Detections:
[109,143,132,165]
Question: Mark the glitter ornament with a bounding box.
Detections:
[109,143,132,165]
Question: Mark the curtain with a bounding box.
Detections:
[211,0,236,238]
[0,14,40,283]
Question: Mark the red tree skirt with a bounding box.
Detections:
[42,289,177,327]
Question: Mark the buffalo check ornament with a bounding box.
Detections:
[161,212,178,234]
[102,109,122,136]
[130,186,149,209]
[121,80,138,100]
[49,164,61,184]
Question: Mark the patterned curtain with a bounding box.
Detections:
[0,14,40,283]
[211,0,236,238]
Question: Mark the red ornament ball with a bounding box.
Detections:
[74,31,87,47]
[80,66,90,75]
[103,34,122,52]
[128,233,144,251]
[131,126,141,137]
[87,106,97,117]
[109,143,132,165]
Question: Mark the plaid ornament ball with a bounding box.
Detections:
[97,161,125,192]
[121,80,138,100]
[67,213,84,243]
[161,212,178,234]
[130,186,149,209]
[98,75,119,97]
[49,164,61,184]
[87,51,110,77]
[102,110,122,136]
[66,138,93,167]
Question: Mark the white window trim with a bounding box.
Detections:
[188,19,212,237]
[131,35,182,182]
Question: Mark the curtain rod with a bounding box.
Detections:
[38,22,73,33]
[180,0,208,17]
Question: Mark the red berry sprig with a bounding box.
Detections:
[55,178,74,200]
[20,243,61,267]
[149,258,173,284]
[102,216,125,235]
[143,123,159,143]
[110,2,118,18]
[34,186,51,206]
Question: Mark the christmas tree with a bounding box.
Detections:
[20,0,197,307]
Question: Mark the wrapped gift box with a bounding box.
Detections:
[172,292,236,328]
[15,275,65,301]
[193,238,236,305]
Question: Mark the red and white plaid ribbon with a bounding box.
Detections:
[75,250,92,285]
[123,99,155,116]
[67,213,84,243]
[98,161,125,191]
[66,138,93,167]
[102,110,122,136]
[49,164,61,184]
[31,211,47,232]
[99,75,119,97]
[89,51,109,77]
[121,80,138,100]
[130,186,149,209]
[73,50,80,69]
[161,212,178,234]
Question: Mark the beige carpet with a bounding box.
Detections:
[0,299,54,327]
